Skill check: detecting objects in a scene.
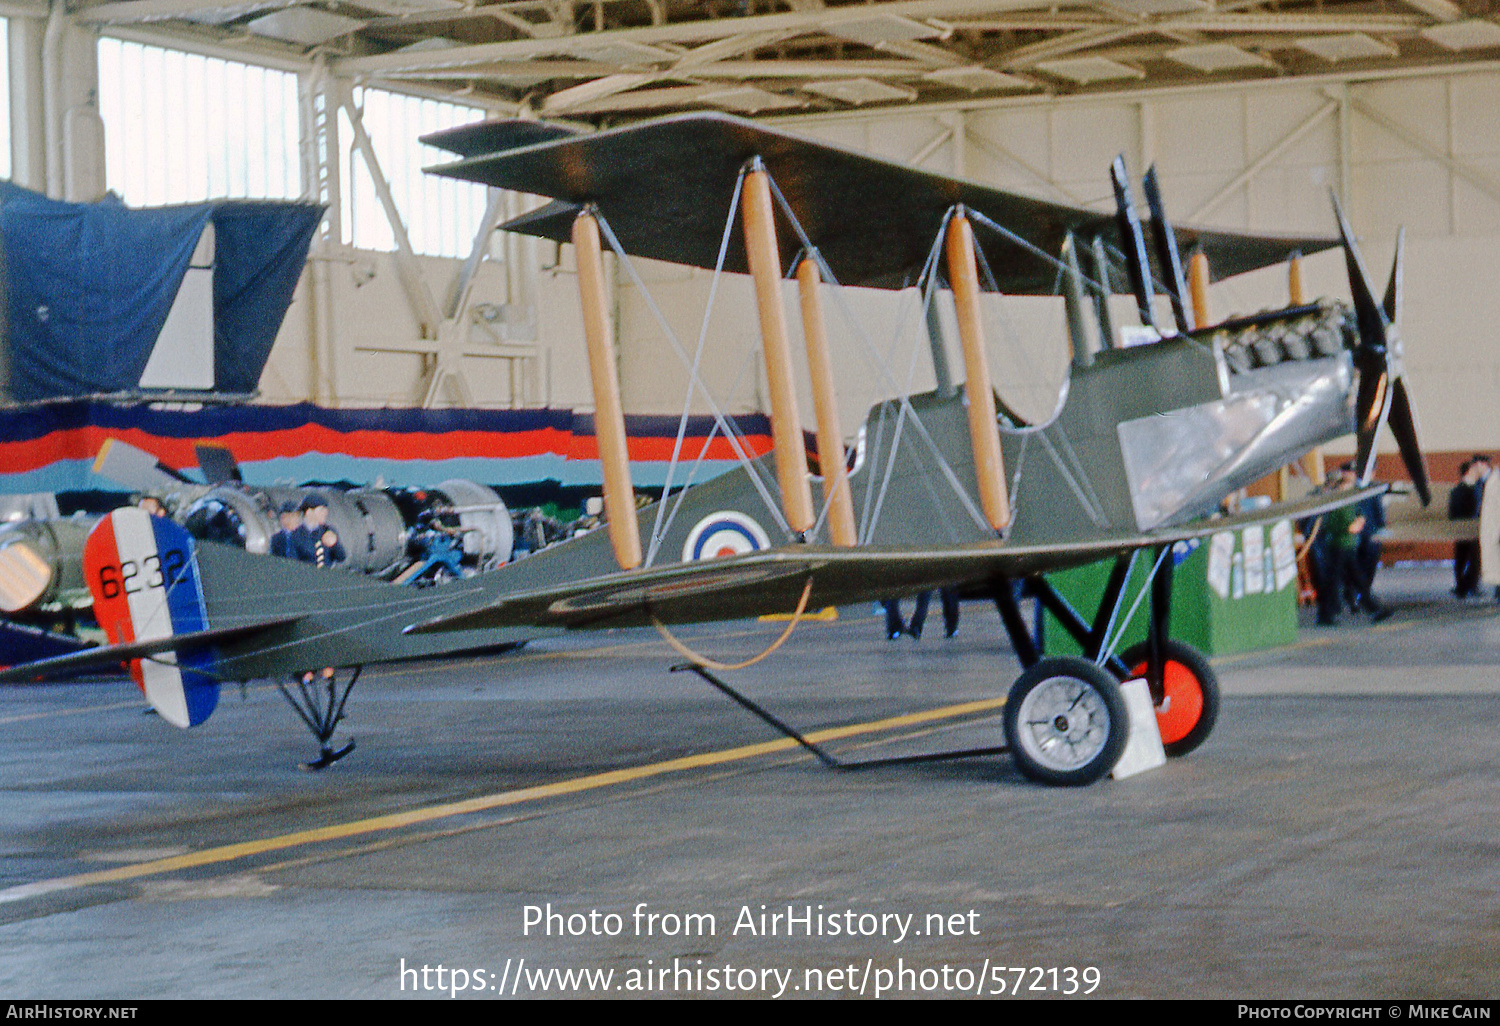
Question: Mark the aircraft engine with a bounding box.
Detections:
[180,485,409,574]
[179,481,510,575]
[432,479,514,568]
[0,517,91,613]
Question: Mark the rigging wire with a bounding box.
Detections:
[592,210,792,539]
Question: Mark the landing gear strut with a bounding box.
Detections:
[276,666,360,770]
[993,546,1219,765]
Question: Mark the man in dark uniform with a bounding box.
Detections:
[1449,456,1490,598]
[907,588,961,639]
[1337,462,1387,614]
[292,495,346,568]
[290,495,346,693]
[1306,470,1343,625]
[270,501,301,558]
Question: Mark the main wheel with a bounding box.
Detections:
[1119,639,1220,757]
[1004,656,1129,786]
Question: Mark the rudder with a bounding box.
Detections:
[83,508,219,727]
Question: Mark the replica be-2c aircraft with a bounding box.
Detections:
[0,113,1431,786]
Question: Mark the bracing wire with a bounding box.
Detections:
[592,210,792,539]
[646,170,748,566]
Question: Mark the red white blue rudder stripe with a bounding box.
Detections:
[82,508,219,728]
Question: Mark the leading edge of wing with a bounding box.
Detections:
[405,485,1379,635]
[420,118,582,158]
[0,613,303,684]
[427,111,1337,295]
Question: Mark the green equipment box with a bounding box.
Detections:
[1042,519,1299,658]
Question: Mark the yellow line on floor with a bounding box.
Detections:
[0,694,1007,906]
[0,698,145,726]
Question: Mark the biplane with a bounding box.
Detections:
[0,113,1429,786]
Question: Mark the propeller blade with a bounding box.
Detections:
[1142,165,1190,333]
[1330,191,1388,352]
[1383,225,1404,324]
[1386,377,1431,506]
[1353,366,1391,486]
[1111,155,1157,331]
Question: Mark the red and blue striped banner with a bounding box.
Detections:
[0,401,774,494]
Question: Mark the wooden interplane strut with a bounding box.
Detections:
[742,164,816,536]
[573,209,642,571]
[1288,252,1307,306]
[944,209,1011,533]
[795,257,857,547]
[1188,250,1212,329]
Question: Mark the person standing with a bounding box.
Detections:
[1307,470,1343,626]
[293,495,346,568]
[881,598,906,640]
[1355,481,1386,608]
[1335,462,1387,614]
[290,495,346,693]
[1325,491,1391,622]
[907,589,961,639]
[1449,456,1490,598]
[270,501,301,559]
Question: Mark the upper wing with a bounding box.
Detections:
[421,118,582,158]
[428,112,1336,295]
[407,485,1381,634]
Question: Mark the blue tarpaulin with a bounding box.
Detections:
[0,182,322,401]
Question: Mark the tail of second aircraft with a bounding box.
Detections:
[82,507,219,728]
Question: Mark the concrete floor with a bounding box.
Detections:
[2,564,1498,1000]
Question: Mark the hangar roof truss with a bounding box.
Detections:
[53,0,1500,120]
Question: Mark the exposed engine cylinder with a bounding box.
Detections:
[433,479,513,569]
[181,485,409,574]
[0,517,90,613]
[180,481,510,575]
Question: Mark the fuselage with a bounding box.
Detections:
[194,298,1360,681]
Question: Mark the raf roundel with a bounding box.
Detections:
[682,512,772,562]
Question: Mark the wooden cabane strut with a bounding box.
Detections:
[1188,249,1212,330]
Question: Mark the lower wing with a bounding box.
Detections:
[406,486,1383,634]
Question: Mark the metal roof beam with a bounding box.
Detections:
[337,0,1089,73]
[77,0,295,26]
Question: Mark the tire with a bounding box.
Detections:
[1118,639,1220,758]
[1004,656,1129,786]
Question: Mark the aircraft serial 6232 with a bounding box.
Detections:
[1,113,1430,786]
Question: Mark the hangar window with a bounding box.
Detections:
[0,20,10,179]
[97,38,301,205]
[340,87,490,259]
